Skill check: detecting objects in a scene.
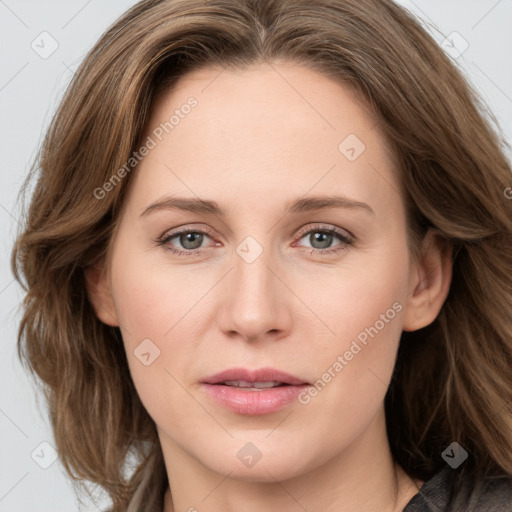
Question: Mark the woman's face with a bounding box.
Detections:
[94,61,435,481]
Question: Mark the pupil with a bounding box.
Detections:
[312,232,332,249]
[181,232,202,249]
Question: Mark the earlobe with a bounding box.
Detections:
[84,264,120,327]
[402,230,453,332]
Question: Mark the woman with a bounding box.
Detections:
[11,0,512,510]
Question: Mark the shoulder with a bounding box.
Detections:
[403,466,512,511]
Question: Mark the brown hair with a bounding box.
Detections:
[11,0,512,510]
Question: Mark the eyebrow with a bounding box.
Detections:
[140,194,375,217]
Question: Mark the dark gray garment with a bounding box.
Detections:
[403,466,512,511]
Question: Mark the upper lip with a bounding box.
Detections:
[201,367,309,385]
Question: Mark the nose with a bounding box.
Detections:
[216,243,293,343]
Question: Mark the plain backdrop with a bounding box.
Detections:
[1,0,511,510]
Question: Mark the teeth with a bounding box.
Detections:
[222,380,283,388]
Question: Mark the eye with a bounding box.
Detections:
[293,223,354,256]
[156,223,354,258]
[156,226,216,257]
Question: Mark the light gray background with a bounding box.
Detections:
[1,1,511,510]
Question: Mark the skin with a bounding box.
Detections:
[86,61,452,511]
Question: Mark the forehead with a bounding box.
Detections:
[151,61,383,150]
[127,61,401,219]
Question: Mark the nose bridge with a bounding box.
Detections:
[218,233,290,340]
[232,235,277,311]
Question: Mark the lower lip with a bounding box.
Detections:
[201,383,309,415]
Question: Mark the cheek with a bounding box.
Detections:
[111,271,206,437]
[108,243,209,415]
[301,241,408,352]
[110,236,209,343]
[297,242,408,412]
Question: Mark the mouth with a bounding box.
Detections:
[201,367,310,415]
[201,367,309,386]
[218,380,291,390]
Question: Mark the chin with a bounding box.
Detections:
[198,442,317,483]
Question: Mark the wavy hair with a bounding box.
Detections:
[11,0,512,510]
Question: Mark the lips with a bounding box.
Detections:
[221,380,284,389]
[201,367,310,415]
[201,367,309,387]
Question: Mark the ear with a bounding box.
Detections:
[84,263,119,327]
[402,229,453,332]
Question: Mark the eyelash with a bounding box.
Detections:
[155,223,354,258]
